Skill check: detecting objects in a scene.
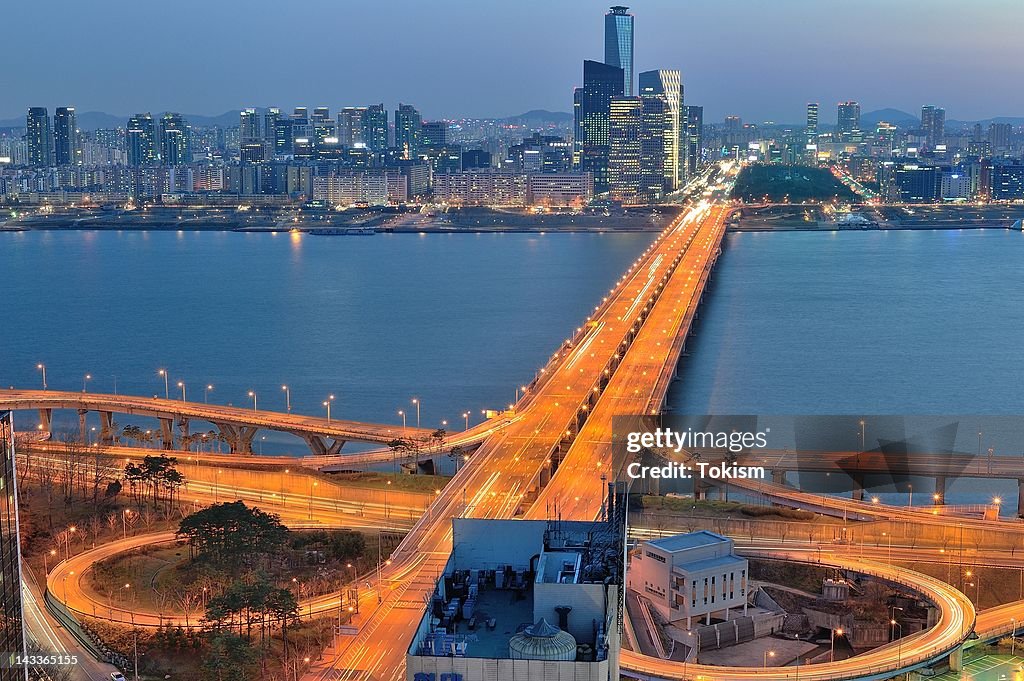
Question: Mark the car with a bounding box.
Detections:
[110,673,126,681]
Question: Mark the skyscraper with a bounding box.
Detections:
[608,97,642,201]
[604,6,634,97]
[921,105,945,150]
[364,104,389,154]
[394,104,422,159]
[837,101,861,141]
[25,107,52,167]
[53,107,78,166]
[806,103,819,138]
[638,69,682,190]
[683,105,703,177]
[422,121,447,147]
[160,112,190,165]
[0,411,27,681]
[575,59,625,194]
[263,108,281,148]
[240,108,261,142]
[338,107,368,147]
[126,113,157,166]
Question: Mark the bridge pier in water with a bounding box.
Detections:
[212,422,257,453]
[37,408,52,432]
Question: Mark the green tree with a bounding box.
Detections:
[177,501,289,566]
[202,633,258,681]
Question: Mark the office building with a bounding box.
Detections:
[921,105,945,151]
[885,163,941,202]
[683,105,703,177]
[837,101,861,141]
[627,531,748,628]
[422,121,447,147]
[240,108,260,142]
[159,113,190,165]
[605,6,634,96]
[575,60,625,194]
[53,107,77,166]
[639,69,682,190]
[126,113,157,166]
[991,164,1024,200]
[26,107,52,168]
[263,108,280,147]
[608,98,643,201]
[407,518,620,681]
[338,107,367,147]
[0,412,27,681]
[273,117,294,156]
[395,104,422,159]
[806,103,819,139]
[363,104,389,154]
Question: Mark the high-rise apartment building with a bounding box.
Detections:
[159,112,190,165]
[338,107,368,147]
[638,69,682,190]
[240,108,261,142]
[394,104,422,159]
[604,6,634,97]
[126,113,157,166]
[0,411,27,681]
[575,60,625,194]
[364,104,389,154]
[921,105,945,150]
[26,107,52,167]
[53,107,78,166]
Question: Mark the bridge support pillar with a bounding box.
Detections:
[934,476,946,504]
[37,408,52,433]
[303,435,345,457]
[78,409,88,443]
[179,417,190,441]
[99,411,115,445]
[214,423,257,454]
[947,644,963,672]
[160,418,174,449]
[851,473,864,501]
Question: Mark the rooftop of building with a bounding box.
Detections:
[648,530,730,553]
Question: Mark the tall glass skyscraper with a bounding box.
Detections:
[575,60,624,194]
[604,6,634,97]
[25,108,52,168]
[639,69,682,190]
[0,411,27,681]
[53,107,77,166]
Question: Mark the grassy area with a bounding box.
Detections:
[734,164,859,203]
[324,470,452,494]
[638,496,821,522]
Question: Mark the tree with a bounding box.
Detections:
[177,501,289,566]
[202,634,258,681]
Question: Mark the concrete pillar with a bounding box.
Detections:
[178,417,190,441]
[78,409,88,443]
[160,417,174,449]
[852,473,865,501]
[37,408,52,433]
[303,434,346,457]
[1018,479,1024,518]
[935,476,946,505]
[948,645,963,672]
[99,411,115,445]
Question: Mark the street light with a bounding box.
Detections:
[281,385,291,413]
[764,650,775,668]
[890,619,903,665]
[37,363,47,390]
[411,398,420,428]
[831,627,843,663]
[204,384,213,403]
[324,395,335,424]
[158,369,169,399]
[248,390,257,412]
[463,412,470,431]
[82,373,92,392]
[398,410,406,433]
[177,381,186,402]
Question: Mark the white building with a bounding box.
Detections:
[527,173,593,207]
[433,170,528,206]
[407,518,621,681]
[627,530,747,628]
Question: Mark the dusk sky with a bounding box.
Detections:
[4,0,1022,123]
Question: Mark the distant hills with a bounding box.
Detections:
[860,108,919,127]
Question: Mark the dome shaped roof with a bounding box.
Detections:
[508,618,577,661]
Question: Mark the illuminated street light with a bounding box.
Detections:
[281,385,291,413]
[177,381,186,402]
[831,627,844,663]
[158,368,169,399]
[37,363,47,390]
[82,373,91,392]
[204,384,213,403]
[324,395,335,424]
[411,398,420,428]
[248,390,257,412]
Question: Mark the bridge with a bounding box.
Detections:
[0,388,441,456]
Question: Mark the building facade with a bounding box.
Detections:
[604,6,634,96]
[575,60,625,194]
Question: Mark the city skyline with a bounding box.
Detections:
[3,0,1023,123]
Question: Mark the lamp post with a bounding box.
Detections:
[411,398,420,428]
[205,384,213,403]
[158,369,169,399]
[82,373,92,392]
[324,395,334,424]
[384,479,392,518]
[177,381,186,402]
[248,390,257,412]
[398,410,406,433]
[463,412,470,431]
[308,480,317,520]
[831,627,843,663]
[763,650,775,668]
[1012,617,1018,656]
[281,385,291,413]
[37,363,47,390]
